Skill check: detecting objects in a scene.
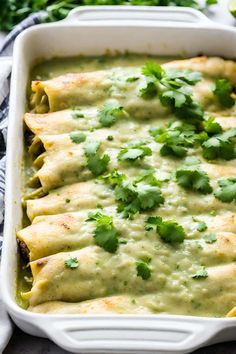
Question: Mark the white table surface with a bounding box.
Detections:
[2,0,236,353]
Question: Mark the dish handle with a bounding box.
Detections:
[64,5,214,26]
[36,316,223,353]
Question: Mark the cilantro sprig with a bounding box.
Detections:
[213,79,235,108]
[202,128,236,161]
[150,121,207,158]
[103,170,164,218]
[145,216,186,244]
[176,166,213,194]
[86,211,119,253]
[141,62,203,122]
[84,141,110,176]
[98,102,126,127]
[118,141,152,161]
[214,178,236,203]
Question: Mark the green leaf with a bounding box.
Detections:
[202,128,236,161]
[214,178,236,203]
[126,76,139,82]
[64,257,79,269]
[203,233,217,244]
[141,62,164,80]
[98,102,125,127]
[140,81,157,99]
[102,169,125,187]
[118,142,152,161]
[192,267,208,279]
[136,261,151,280]
[203,116,222,135]
[192,217,207,232]
[213,79,235,108]
[166,68,202,85]
[176,167,213,194]
[84,141,110,176]
[150,122,200,159]
[69,132,86,144]
[72,109,84,119]
[86,212,119,253]
[146,216,186,244]
[114,179,164,218]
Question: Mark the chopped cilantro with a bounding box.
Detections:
[102,169,125,187]
[214,178,236,203]
[202,128,236,160]
[69,132,86,144]
[150,121,205,159]
[64,257,79,269]
[203,116,222,135]
[98,102,125,127]
[140,81,157,99]
[204,233,217,244]
[86,211,119,253]
[176,167,213,194]
[145,216,186,244]
[192,267,208,279]
[72,109,84,119]
[84,141,110,176]
[136,261,151,280]
[126,77,139,82]
[192,217,207,232]
[213,79,235,108]
[107,135,114,141]
[118,141,152,161]
[65,198,70,203]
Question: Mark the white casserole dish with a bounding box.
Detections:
[2,6,236,353]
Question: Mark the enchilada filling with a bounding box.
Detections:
[18,54,236,317]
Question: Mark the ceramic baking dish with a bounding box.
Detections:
[2,6,236,353]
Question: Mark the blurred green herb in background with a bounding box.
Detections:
[0,0,218,32]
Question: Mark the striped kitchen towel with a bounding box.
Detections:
[0,11,47,252]
[0,12,46,353]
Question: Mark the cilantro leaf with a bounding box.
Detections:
[86,212,119,253]
[126,77,139,82]
[146,216,186,244]
[141,62,164,80]
[150,122,202,159]
[64,257,79,269]
[203,116,222,135]
[70,132,86,144]
[98,102,125,127]
[192,217,207,232]
[118,142,152,161]
[192,267,208,279]
[115,181,164,218]
[202,128,236,161]
[72,109,84,119]
[176,167,213,194]
[136,261,151,280]
[102,169,125,187]
[203,233,217,244]
[214,178,236,203]
[213,79,235,108]
[166,68,202,85]
[140,81,157,99]
[141,62,204,122]
[84,141,110,176]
